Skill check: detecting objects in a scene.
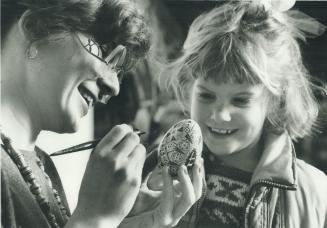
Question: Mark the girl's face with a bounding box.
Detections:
[190,78,268,157]
[25,33,121,133]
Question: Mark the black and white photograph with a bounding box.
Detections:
[1,0,327,227]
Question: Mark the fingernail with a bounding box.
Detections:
[126,124,133,131]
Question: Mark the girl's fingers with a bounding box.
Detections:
[147,166,164,190]
[172,165,196,222]
[158,162,204,227]
[191,157,204,200]
[160,166,174,225]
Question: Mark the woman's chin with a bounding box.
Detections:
[54,121,80,134]
[55,111,82,134]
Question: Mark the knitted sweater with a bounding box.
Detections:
[198,151,252,228]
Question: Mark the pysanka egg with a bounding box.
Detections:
[158,119,203,177]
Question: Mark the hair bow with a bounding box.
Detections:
[254,0,296,12]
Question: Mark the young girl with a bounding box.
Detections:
[158,1,327,228]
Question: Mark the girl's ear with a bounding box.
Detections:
[180,97,191,118]
[263,118,285,136]
[180,80,194,117]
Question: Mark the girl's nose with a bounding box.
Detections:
[210,105,232,122]
[96,74,120,104]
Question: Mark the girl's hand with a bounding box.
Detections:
[120,157,204,228]
[66,124,146,228]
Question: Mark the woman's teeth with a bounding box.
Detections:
[81,92,94,107]
[78,86,95,107]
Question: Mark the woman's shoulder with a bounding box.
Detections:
[1,146,18,174]
[1,147,29,196]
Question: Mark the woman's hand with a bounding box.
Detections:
[119,157,204,228]
[66,124,146,228]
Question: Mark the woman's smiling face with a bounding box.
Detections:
[189,77,268,157]
[25,33,120,133]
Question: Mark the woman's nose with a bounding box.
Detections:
[96,74,120,104]
[210,104,232,122]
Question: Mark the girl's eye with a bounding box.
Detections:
[197,92,215,101]
[232,97,251,107]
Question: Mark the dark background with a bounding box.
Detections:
[163,1,327,82]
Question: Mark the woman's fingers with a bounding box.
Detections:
[93,124,143,176]
[95,124,132,156]
[128,144,146,177]
[77,124,146,225]
[113,131,140,158]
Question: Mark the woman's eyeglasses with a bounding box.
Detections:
[76,33,127,83]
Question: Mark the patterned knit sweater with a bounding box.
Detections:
[198,150,252,228]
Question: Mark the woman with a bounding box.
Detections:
[1,0,203,227]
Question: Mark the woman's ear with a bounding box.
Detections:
[17,10,41,59]
[17,10,32,40]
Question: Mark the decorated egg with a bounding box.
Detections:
[158,119,203,177]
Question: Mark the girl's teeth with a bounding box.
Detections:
[210,128,233,135]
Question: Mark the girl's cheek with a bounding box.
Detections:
[197,106,212,123]
[239,108,267,129]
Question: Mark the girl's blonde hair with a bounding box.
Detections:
[164,2,326,140]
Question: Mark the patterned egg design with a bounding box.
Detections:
[158,119,203,177]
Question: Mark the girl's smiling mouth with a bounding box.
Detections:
[207,126,238,136]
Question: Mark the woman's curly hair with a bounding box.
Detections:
[1,0,151,69]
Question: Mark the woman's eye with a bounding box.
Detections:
[90,42,102,57]
[85,38,102,58]
[116,69,124,84]
[232,97,251,106]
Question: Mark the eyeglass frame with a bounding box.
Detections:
[75,33,127,84]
